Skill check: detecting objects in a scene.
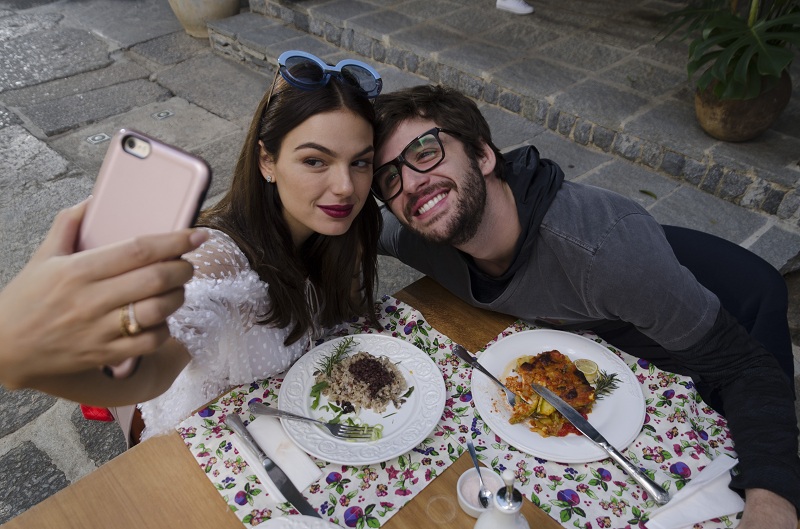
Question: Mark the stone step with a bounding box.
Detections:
[205,3,800,275]
[208,0,800,235]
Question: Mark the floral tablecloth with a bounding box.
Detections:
[176,296,741,529]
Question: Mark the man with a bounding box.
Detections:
[372,84,799,527]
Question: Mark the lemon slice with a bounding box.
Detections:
[574,359,599,383]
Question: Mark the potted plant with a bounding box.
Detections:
[662,0,800,141]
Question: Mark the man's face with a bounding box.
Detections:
[375,119,488,246]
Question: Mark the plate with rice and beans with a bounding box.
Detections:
[278,334,446,465]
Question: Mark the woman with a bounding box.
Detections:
[34,51,383,444]
[134,51,384,440]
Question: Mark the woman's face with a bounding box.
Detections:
[260,109,374,247]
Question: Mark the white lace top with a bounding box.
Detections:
[139,229,312,439]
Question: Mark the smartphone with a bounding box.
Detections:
[78,129,212,378]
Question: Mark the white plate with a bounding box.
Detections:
[279,334,446,465]
[262,515,339,529]
[472,329,645,463]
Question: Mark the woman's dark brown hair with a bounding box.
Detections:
[198,72,382,345]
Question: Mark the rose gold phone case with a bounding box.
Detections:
[78,129,211,378]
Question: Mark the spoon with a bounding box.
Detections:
[466,439,492,509]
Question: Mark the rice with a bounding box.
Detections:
[318,351,407,414]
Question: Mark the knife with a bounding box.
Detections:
[225,413,322,517]
[530,383,671,506]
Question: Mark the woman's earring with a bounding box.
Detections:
[266,175,273,183]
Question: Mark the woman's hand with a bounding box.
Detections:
[0,200,208,390]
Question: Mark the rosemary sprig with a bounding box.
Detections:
[316,336,355,377]
[594,370,620,400]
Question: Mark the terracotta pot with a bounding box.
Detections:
[167,0,241,38]
[694,70,792,142]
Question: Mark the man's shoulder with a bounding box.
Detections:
[540,181,655,250]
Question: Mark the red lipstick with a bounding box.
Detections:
[319,204,354,218]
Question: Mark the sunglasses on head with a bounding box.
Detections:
[275,50,383,98]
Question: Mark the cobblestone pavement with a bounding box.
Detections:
[0,0,798,524]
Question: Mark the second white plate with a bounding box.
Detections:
[471,330,645,463]
[279,334,446,465]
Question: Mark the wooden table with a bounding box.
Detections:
[4,277,560,529]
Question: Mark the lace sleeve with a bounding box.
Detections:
[139,229,308,440]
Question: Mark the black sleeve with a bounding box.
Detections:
[671,306,800,514]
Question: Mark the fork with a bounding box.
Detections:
[452,343,521,408]
[249,402,375,441]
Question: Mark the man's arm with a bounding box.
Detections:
[739,488,798,528]
[588,214,800,517]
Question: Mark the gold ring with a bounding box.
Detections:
[119,303,142,337]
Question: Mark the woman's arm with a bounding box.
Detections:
[0,201,208,390]
[22,337,192,407]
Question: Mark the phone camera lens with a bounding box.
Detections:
[126,138,136,150]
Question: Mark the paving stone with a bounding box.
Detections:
[479,104,546,151]
[577,158,680,209]
[390,23,467,59]
[190,130,247,201]
[0,59,151,108]
[0,387,57,437]
[0,242,36,288]
[494,57,585,99]
[351,9,424,40]
[69,406,126,467]
[772,95,800,139]
[525,130,613,181]
[0,442,69,524]
[480,20,561,53]
[0,125,69,190]
[49,97,242,178]
[0,174,93,252]
[394,0,462,21]
[0,12,60,42]
[555,79,649,130]
[434,6,510,36]
[129,30,210,66]
[598,57,686,98]
[648,185,767,244]
[236,18,305,55]
[0,104,19,129]
[376,255,423,300]
[537,36,629,72]
[373,64,427,92]
[510,2,596,33]
[584,7,664,49]
[0,27,110,93]
[747,224,800,274]
[311,0,381,25]
[625,100,716,161]
[439,42,520,77]
[56,0,182,48]
[0,0,60,9]
[20,79,172,137]
[154,54,269,124]
[711,130,800,190]
[207,11,277,39]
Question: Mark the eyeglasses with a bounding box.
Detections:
[371,128,457,202]
[263,50,383,113]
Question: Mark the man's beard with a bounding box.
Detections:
[405,156,486,246]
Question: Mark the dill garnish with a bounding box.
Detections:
[594,370,620,400]
[316,336,355,377]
